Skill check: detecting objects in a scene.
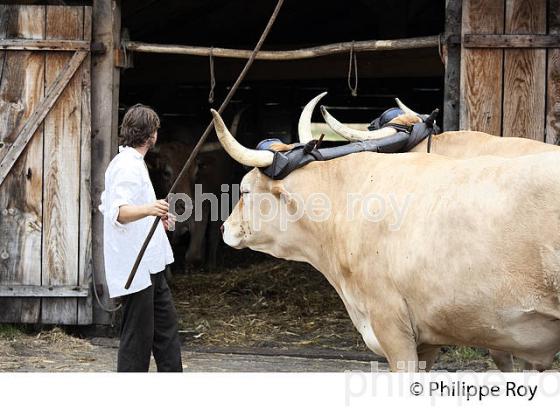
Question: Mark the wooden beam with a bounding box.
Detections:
[464,34,560,48]
[124,36,441,60]
[91,0,121,325]
[0,50,87,187]
[121,49,443,86]
[0,285,89,298]
[443,0,462,131]
[0,39,90,51]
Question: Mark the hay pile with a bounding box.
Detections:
[172,252,368,352]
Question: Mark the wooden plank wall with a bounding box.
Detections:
[461,0,557,142]
[0,5,92,324]
[502,0,546,139]
[41,6,83,323]
[460,0,504,134]
[0,5,45,323]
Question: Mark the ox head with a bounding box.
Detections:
[211,109,319,257]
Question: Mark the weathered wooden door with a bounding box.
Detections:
[460,0,560,143]
[0,5,92,324]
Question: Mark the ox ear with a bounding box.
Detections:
[270,182,286,197]
[268,142,295,152]
[270,181,302,214]
[270,182,293,203]
[388,113,422,127]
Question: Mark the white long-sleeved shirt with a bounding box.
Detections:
[99,145,174,298]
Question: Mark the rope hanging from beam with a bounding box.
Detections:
[208,47,216,103]
[347,41,358,97]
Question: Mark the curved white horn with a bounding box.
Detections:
[298,91,327,144]
[395,97,419,116]
[320,106,397,141]
[211,109,273,167]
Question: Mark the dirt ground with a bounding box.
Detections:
[0,327,500,372]
[0,252,558,372]
[0,328,378,372]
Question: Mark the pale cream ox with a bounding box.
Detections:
[313,95,560,371]
[211,109,560,372]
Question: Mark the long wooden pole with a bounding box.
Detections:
[124,0,285,289]
[124,36,440,60]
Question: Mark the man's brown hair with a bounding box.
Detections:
[119,103,161,147]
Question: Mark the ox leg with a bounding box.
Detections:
[383,337,419,372]
[417,345,440,371]
[372,320,419,371]
[489,349,515,372]
[523,359,553,372]
[369,296,421,371]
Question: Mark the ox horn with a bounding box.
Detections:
[211,109,274,167]
[298,91,327,144]
[320,105,398,141]
[395,98,419,116]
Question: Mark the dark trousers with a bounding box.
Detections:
[117,271,183,372]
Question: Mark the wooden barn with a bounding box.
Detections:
[0,0,559,326]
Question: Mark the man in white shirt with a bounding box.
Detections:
[99,104,182,372]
